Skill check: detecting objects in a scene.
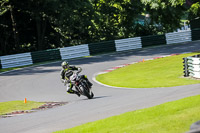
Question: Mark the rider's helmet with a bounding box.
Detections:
[61,61,69,69]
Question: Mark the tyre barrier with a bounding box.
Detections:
[0,53,33,69]
[183,54,200,78]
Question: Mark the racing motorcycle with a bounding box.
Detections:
[69,72,94,99]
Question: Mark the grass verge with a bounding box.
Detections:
[54,95,200,133]
[0,101,44,115]
[96,52,200,88]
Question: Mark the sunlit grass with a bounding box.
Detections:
[96,52,200,88]
[0,101,44,115]
[55,95,200,133]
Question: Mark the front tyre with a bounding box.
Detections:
[83,87,93,99]
[90,92,94,99]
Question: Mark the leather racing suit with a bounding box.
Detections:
[60,66,92,96]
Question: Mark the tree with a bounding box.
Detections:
[15,0,61,50]
[53,0,97,46]
[91,0,144,40]
[141,0,200,32]
[0,0,20,53]
[141,0,187,33]
[0,0,63,55]
[187,0,200,19]
[118,0,144,38]
[3,0,197,56]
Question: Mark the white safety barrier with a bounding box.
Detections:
[115,37,142,52]
[60,44,90,60]
[0,53,33,69]
[166,30,192,44]
[188,55,200,78]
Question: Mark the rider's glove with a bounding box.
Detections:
[77,67,82,74]
[64,80,67,85]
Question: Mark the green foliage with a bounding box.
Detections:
[92,0,144,39]
[0,100,44,115]
[141,0,187,33]
[0,0,199,56]
[0,0,63,55]
[142,0,200,21]
[53,0,97,45]
[188,2,200,19]
[0,0,9,16]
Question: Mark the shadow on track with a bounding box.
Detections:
[82,95,111,100]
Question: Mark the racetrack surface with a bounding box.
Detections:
[0,41,200,133]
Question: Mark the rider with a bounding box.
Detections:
[60,61,93,97]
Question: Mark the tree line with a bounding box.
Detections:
[0,0,199,56]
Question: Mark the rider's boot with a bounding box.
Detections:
[85,78,93,88]
[67,90,80,97]
[88,80,93,88]
[74,91,80,97]
[82,75,93,88]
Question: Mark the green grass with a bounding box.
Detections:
[0,101,44,115]
[96,52,200,88]
[54,95,200,133]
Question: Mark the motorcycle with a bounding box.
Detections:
[69,72,94,99]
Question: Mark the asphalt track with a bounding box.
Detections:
[0,41,200,133]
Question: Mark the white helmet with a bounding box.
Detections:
[61,61,69,69]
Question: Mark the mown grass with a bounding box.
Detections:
[54,95,200,133]
[0,101,44,115]
[96,52,200,88]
